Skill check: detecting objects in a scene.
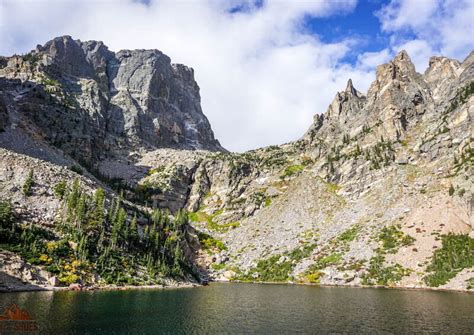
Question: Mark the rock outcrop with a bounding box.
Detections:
[0,36,224,166]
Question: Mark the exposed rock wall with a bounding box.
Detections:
[0,36,224,166]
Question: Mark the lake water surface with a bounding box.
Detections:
[0,283,473,334]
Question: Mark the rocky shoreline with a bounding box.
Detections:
[0,250,198,293]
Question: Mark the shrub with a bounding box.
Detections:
[69,165,83,175]
[466,278,474,290]
[248,255,293,282]
[59,273,80,285]
[304,271,322,284]
[448,184,455,196]
[197,232,227,252]
[378,225,415,253]
[424,234,474,287]
[362,255,411,286]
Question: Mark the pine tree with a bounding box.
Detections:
[89,188,105,227]
[22,169,34,196]
[67,179,81,219]
[130,214,139,246]
[76,193,88,228]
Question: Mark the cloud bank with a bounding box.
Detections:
[1,0,473,151]
[376,0,474,71]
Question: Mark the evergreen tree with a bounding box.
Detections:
[22,169,34,196]
[130,214,139,246]
[89,188,105,227]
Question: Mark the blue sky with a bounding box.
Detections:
[305,0,389,63]
[1,0,473,151]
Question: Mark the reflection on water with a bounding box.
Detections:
[0,283,473,334]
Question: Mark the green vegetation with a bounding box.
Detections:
[281,164,304,178]
[359,225,415,286]
[301,252,342,284]
[22,169,34,196]
[54,180,67,199]
[0,200,13,230]
[452,143,473,175]
[1,180,197,286]
[325,181,340,193]
[365,139,395,170]
[314,253,342,268]
[448,184,455,196]
[189,208,239,231]
[466,278,474,290]
[423,234,474,287]
[41,77,61,88]
[141,165,182,193]
[252,191,273,208]
[342,133,350,144]
[236,244,316,282]
[264,197,272,207]
[69,165,83,175]
[22,52,40,67]
[362,124,372,134]
[197,232,227,252]
[211,263,226,271]
[338,226,359,242]
[361,255,411,286]
[446,81,474,114]
[378,225,415,253]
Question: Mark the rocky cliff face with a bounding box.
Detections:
[134,50,473,290]
[0,36,223,166]
[0,39,472,291]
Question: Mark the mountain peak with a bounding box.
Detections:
[391,49,417,75]
[345,78,358,97]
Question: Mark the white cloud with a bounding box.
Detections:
[357,49,392,70]
[0,0,377,152]
[377,0,474,72]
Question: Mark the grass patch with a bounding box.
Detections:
[264,197,272,207]
[338,226,359,242]
[188,209,238,231]
[325,182,340,193]
[313,253,342,269]
[211,263,226,271]
[423,234,474,287]
[281,164,304,178]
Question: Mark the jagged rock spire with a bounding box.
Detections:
[345,79,358,97]
[391,50,417,77]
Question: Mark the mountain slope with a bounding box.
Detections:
[147,50,473,290]
[0,38,472,291]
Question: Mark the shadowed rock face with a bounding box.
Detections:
[0,36,224,165]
